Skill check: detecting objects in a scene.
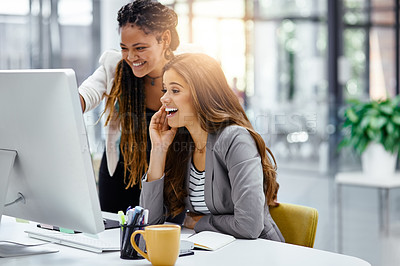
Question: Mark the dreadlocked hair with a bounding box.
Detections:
[103,60,147,189]
[117,0,179,51]
[101,0,180,188]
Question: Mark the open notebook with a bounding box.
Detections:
[187,231,235,251]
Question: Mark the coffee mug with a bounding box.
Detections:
[130,224,181,266]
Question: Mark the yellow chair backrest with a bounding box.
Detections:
[269,202,318,248]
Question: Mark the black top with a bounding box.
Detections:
[98,108,156,213]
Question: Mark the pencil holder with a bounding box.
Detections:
[120,224,148,260]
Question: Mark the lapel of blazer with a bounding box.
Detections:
[204,132,217,213]
[184,158,193,212]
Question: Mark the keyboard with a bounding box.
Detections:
[25,229,119,253]
[25,228,195,255]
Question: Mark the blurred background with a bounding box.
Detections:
[1,1,399,265]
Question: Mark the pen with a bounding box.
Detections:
[126,209,135,226]
[179,251,195,257]
[122,207,141,245]
[118,210,126,226]
[131,207,143,226]
[143,209,149,225]
[122,215,134,253]
[131,208,144,256]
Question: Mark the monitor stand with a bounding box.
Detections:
[0,149,17,222]
[0,149,59,257]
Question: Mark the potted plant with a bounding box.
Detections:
[339,95,400,178]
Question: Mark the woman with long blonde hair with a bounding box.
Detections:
[141,53,284,241]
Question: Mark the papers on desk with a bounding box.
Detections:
[0,241,59,257]
[187,231,235,251]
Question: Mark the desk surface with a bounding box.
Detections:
[336,172,400,188]
[0,215,371,266]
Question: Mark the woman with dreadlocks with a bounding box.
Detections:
[78,0,180,213]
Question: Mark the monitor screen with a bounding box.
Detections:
[0,69,104,234]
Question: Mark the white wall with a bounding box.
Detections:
[100,0,130,52]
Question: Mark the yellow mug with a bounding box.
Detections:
[130,224,181,266]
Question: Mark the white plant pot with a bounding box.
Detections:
[361,142,398,178]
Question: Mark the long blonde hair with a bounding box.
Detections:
[163,53,279,217]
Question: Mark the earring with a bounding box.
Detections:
[164,47,173,60]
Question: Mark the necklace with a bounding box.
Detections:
[146,74,162,86]
[195,143,207,153]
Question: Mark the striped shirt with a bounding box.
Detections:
[188,162,210,214]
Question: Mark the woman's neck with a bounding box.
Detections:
[187,125,208,153]
[144,78,163,110]
[144,61,169,110]
[145,74,163,86]
[189,125,208,171]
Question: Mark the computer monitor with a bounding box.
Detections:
[0,69,105,234]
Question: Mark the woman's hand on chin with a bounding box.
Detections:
[149,106,177,152]
[147,106,177,182]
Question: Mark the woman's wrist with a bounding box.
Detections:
[147,148,167,182]
[150,143,170,153]
[147,168,164,182]
[146,172,164,182]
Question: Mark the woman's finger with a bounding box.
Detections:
[159,107,167,125]
[150,108,164,128]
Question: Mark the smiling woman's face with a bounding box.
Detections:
[160,69,199,129]
[120,24,168,78]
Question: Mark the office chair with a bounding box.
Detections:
[269,202,318,248]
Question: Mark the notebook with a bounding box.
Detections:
[187,231,235,251]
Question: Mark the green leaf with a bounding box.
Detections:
[342,120,352,128]
[386,122,395,135]
[383,138,396,153]
[370,116,387,129]
[366,128,381,142]
[378,131,385,144]
[345,108,359,123]
[393,129,400,140]
[392,114,400,125]
[359,116,371,129]
[356,138,369,154]
[365,108,380,117]
[379,103,394,115]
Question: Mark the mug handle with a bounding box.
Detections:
[130,230,149,260]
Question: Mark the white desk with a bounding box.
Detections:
[0,215,371,266]
[335,172,400,253]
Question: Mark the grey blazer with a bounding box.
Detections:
[140,125,284,241]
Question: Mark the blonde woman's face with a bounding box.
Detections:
[161,69,199,129]
[120,25,168,78]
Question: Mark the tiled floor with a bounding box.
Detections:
[277,168,400,266]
